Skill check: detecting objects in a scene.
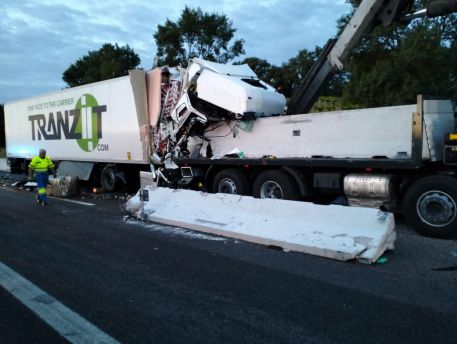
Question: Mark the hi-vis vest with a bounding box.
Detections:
[28,156,55,173]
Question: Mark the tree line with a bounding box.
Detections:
[60,1,456,110]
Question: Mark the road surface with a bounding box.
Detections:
[1,179,457,343]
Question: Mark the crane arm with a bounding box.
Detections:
[286,0,457,115]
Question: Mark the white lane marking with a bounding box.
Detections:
[49,197,96,206]
[0,261,121,344]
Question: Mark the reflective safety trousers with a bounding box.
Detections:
[35,172,49,203]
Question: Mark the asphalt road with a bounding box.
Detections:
[1,176,457,343]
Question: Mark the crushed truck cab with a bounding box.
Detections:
[148,59,286,165]
[184,59,286,119]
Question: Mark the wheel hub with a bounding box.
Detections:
[260,181,283,199]
[218,178,238,194]
[417,191,457,227]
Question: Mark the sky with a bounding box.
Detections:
[0,0,350,104]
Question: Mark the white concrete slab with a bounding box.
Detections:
[125,187,396,263]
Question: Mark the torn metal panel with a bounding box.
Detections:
[129,69,149,128]
[129,69,152,162]
[146,69,162,128]
[57,161,93,181]
[140,171,155,188]
[125,187,396,263]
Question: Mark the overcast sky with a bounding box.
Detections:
[0,0,350,104]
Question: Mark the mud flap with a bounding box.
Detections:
[125,187,396,263]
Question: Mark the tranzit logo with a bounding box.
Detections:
[28,94,108,152]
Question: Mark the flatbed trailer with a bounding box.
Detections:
[155,96,457,238]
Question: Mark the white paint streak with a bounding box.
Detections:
[49,197,96,206]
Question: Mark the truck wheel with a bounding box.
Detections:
[402,175,457,238]
[101,166,119,192]
[212,169,250,195]
[253,170,299,200]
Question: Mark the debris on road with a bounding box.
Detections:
[47,176,79,198]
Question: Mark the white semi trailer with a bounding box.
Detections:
[4,71,152,191]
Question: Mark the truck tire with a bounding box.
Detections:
[101,166,119,192]
[253,170,299,200]
[402,175,457,238]
[212,169,250,195]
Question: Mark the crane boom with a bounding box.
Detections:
[286,0,457,115]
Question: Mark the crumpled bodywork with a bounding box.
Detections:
[149,58,286,165]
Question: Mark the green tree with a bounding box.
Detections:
[235,57,275,82]
[278,47,346,99]
[237,50,321,98]
[339,0,457,107]
[235,57,282,89]
[279,49,318,97]
[62,43,141,87]
[154,6,245,66]
[237,47,347,101]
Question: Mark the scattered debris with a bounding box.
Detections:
[376,256,389,264]
[47,176,79,198]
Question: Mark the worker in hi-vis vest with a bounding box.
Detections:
[28,148,56,206]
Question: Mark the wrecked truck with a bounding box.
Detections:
[143,0,457,239]
[146,64,457,239]
[3,59,285,192]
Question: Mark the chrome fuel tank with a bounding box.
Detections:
[344,174,396,208]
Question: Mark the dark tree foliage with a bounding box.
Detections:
[234,57,283,91]
[277,47,347,98]
[237,46,346,100]
[339,0,457,107]
[236,51,317,98]
[235,57,276,83]
[62,43,141,87]
[278,49,319,97]
[154,6,245,66]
